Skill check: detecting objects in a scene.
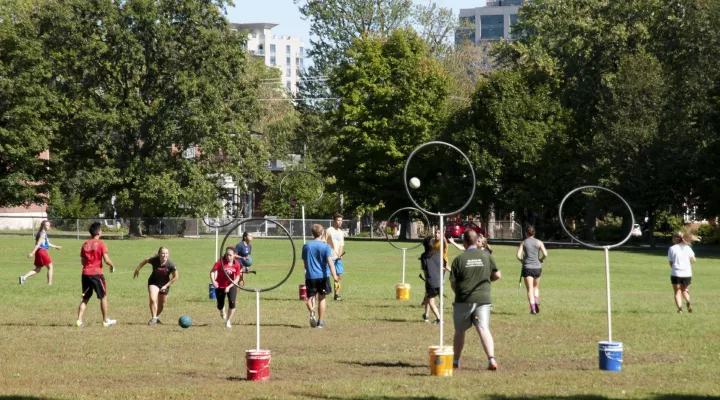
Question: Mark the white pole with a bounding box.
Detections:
[604,246,612,343]
[215,226,219,262]
[302,205,306,244]
[402,248,406,284]
[256,290,261,350]
[439,215,444,348]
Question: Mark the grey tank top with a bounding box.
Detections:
[522,237,542,269]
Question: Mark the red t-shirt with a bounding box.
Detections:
[212,258,241,289]
[81,239,108,275]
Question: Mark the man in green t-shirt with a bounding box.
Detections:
[450,230,502,371]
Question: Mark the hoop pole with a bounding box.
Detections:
[439,215,444,348]
[302,205,306,244]
[256,290,261,350]
[215,227,219,262]
[604,246,612,343]
[402,248,406,284]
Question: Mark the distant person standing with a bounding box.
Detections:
[325,213,345,301]
[516,226,548,315]
[76,222,117,327]
[304,224,339,328]
[133,247,179,325]
[21,220,62,285]
[668,231,697,313]
[450,230,501,370]
[419,236,441,323]
[234,232,253,273]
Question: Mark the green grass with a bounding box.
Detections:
[1,235,719,399]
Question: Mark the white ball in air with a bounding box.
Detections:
[409,177,421,189]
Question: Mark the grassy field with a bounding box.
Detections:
[1,235,719,399]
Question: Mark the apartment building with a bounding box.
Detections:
[456,0,530,44]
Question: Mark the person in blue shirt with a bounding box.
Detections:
[302,224,339,329]
[234,232,253,273]
[21,220,62,285]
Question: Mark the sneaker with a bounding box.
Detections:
[431,319,441,324]
[422,313,429,322]
[334,295,343,301]
[317,321,324,328]
[488,358,498,371]
[75,320,84,327]
[453,360,460,369]
[19,276,25,285]
[220,309,227,321]
[530,309,537,315]
[535,303,540,314]
[225,320,232,328]
[309,310,317,328]
[147,318,158,325]
[677,309,683,314]
[687,302,693,313]
[155,319,162,324]
[103,319,117,328]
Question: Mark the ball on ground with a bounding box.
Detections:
[242,257,253,267]
[179,315,192,328]
[409,177,421,189]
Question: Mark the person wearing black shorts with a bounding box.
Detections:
[134,247,179,325]
[210,247,243,328]
[516,226,548,315]
[420,236,441,323]
[76,222,117,328]
[302,224,339,328]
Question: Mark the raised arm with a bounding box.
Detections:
[133,258,149,278]
[448,237,464,251]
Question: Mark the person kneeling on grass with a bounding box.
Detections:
[76,222,117,328]
[210,247,243,328]
[450,230,501,371]
[134,247,179,325]
[420,236,441,324]
[304,224,339,329]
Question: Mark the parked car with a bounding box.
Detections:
[445,221,487,239]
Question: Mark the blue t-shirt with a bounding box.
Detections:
[36,232,50,250]
[235,242,251,258]
[302,240,332,280]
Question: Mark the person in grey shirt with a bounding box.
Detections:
[516,226,548,315]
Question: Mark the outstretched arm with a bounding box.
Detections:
[133,258,149,278]
[448,237,464,251]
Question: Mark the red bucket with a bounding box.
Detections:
[299,284,307,301]
[246,349,271,381]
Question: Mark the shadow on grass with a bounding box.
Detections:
[0,397,62,400]
[372,318,413,323]
[0,323,72,328]
[296,395,450,400]
[340,360,425,369]
[239,322,305,329]
[487,396,720,400]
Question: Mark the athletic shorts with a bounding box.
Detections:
[34,249,52,268]
[333,259,344,275]
[671,276,691,285]
[521,268,542,278]
[453,303,492,331]
[148,279,170,295]
[425,284,440,298]
[306,278,332,297]
[82,274,107,299]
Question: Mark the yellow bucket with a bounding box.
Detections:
[428,346,454,376]
[395,283,411,301]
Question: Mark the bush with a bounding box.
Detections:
[696,223,720,244]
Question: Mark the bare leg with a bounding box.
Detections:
[306,294,316,312]
[157,294,168,317]
[46,264,54,285]
[77,298,89,322]
[428,297,440,320]
[100,296,109,321]
[317,294,327,321]
[681,284,691,302]
[476,326,495,360]
[533,278,540,300]
[673,283,683,310]
[453,329,466,365]
[148,285,160,318]
[524,276,535,309]
[22,268,41,281]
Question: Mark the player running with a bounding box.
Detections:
[21,220,62,285]
[325,213,345,300]
[76,222,117,327]
[668,231,697,313]
[210,247,243,328]
[133,247,179,325]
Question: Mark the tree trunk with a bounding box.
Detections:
[398,209,410,241]
[129,201,143,236]
[647,209,657,248]
[584,196,596,242]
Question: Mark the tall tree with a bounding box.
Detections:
[41,0,268,233]
[0,0,56,207]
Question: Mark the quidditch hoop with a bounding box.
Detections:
[202,192,246,229]
[403,141,476,217]
[219,218,296,292]
[558,186,636,250]
[385,207,431,251]
[279,171,324,207]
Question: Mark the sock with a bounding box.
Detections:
[530,303,536,312]
[535,296,539,304]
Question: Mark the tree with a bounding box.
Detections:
[327,29,451,218]
[40,0,268,234]
[0,0,56,207]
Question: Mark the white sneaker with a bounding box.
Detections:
[19,276,25,285]
[220,309,227,321]
[103,319,117,328]
[225,320,232,328]
[309,310,317,328]
[75,320,84,327]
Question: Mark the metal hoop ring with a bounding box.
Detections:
[558,186,636,250]
[219,217,296,292]
[384,207,431,250]
[279,171,325,207]
[403,141,476,217]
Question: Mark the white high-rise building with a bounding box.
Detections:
[231,23,305,94]
[456,0,530,44]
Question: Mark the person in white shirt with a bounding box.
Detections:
[325,213,345,301]
[667,231,698,313]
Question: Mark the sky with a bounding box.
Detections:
[224,0,488,47]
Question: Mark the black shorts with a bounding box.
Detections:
[82,274,107,300]
[521,268,542,278]
[148,279,170,295]
[425,285,440,298]
[671,276,691,285]
[306,278,332,297]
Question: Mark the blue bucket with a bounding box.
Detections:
[598,341,623,372]
[209,283,217,300]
